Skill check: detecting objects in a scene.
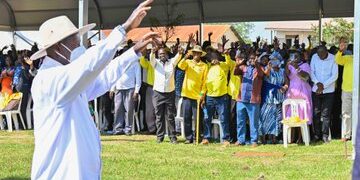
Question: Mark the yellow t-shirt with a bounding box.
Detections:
[225,54,241,100]
[139,56,155,86]
[205,62,229,97]
[335,52,353,92]
[178,59,208,100]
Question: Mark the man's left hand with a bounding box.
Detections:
[133,93,139,101]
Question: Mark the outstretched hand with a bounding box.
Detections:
[122,0,153,32]
[133,32,160,53]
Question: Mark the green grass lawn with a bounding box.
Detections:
[0,131,354,180]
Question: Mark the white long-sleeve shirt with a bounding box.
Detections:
[31,26,140,180]
[150,52,181,93]
[310,53,338,94]
[111,61,141,93]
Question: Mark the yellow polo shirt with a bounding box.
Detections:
[178,59,208,100]
[335,52,353,92]
[139,56,155,86]
[204,62,229,97]
[225,54,241,100]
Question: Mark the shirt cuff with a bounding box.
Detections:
[116,25,127,36]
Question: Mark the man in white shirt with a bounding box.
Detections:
[29,0,157,179]
[310,45,338,143]
[150,47,182,143]
[111,50,141,135]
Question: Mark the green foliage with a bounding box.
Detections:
[312,18,354,46]
[0,131,353,179]
[231,22,255,43]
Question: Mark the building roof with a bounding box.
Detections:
[102,24,236,43]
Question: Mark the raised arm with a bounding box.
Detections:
[50,0,155,105]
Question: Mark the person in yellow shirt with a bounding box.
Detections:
[225,50,243,143]
[201,49,231,146]
[139,54,156,134]
[177,45,208,144]
[335,39,353,141]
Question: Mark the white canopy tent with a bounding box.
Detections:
[0,0,359,158]
[0,0,354,31]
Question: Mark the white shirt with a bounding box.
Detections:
[31,27,140,180]
[112,61,141,93]
[150,52,181,93]
[310,53,338,94]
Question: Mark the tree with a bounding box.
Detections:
[149,0,185,45]
[312,18,354,46]
[231,22,255,43]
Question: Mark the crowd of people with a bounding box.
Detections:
[0,32,354,147]
[0,44,39,129]
[98,33,354,146]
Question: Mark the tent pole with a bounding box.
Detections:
[352,0,360,160]
[200,23,204,45]
[79,0,89,46]
[318,0,323,44]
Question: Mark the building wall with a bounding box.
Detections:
[273,30,315,47]
[212,29,240,49]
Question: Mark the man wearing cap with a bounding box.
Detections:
[29,0,157,179]
[177,45,208,144]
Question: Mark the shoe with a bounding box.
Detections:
[125,131,132,136]
[170,138,178,144]
[156,138,164,143]
[234,141,245,146]
[313,135,321,143]
[175,132,182,136]
[251,143,258,148]
[341,138,350,142]
[184,140,193,144]
[201,139,209,145]
[323,137,330,144]
[222,140,231,147]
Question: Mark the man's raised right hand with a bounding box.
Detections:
[122,0,154,32]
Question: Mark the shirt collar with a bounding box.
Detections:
[39,56,63,70]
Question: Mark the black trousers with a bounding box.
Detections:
[229,99,238,143]
[152,90,176,140]
[100,92,114,131]
[312,93,335,139]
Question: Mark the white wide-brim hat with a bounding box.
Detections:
[189,45,206,57]
[30,15,96,60]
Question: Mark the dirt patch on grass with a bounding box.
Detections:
[233,152,286,158]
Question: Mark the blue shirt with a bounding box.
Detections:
[175,68,185,97]
[241,66,255,102]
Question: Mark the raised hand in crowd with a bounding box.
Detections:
[221,35,229,48]
[208,31,213,43]
[178,46,185,55]
[133,32,160,53]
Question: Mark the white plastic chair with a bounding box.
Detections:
[282,99,310,148]
[132,96,141,134]
[26,94,33,129]
[0,93,27,132]
[211,118,224,143]
[174,98,185,138]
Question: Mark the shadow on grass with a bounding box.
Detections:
[1,177,29,180]
[101,138,147,143]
